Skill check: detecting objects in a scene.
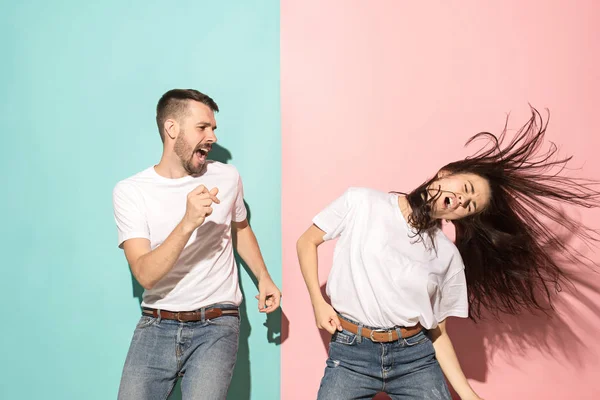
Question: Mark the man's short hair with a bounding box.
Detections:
[156,89,219,142]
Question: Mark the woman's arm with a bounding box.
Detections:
[429,320,483,400]
[297,224,342,334]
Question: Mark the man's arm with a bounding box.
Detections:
[123,222,195,290]
[233,219,281,313]
[122,185,220,290]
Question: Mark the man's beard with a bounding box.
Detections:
[174,132,207,175]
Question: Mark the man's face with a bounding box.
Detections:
[173,101,218,175]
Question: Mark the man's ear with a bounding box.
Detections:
[164,119,179,140]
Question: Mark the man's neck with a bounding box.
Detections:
[154,154,188,179]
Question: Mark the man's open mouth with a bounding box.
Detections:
[194,146,211,162]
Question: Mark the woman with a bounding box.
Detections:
[297,108,600,400]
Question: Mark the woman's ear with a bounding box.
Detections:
[437,169,450,178]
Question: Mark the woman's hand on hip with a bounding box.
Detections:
[312,300,342,334]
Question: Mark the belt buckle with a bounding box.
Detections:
[369,329,393,343]
[175,312,185,322]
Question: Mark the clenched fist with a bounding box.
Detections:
[313,300,342,334]
[182,185,220,230]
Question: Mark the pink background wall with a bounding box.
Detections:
[281,1,600,399]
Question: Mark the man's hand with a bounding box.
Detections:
[313,299,342,334]
[254,275,281,313]
[183,185,220,230]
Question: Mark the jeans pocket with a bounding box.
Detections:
[331,329,357,346]
[136,316,157,329]
[403,331,429,347]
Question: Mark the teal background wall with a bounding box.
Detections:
[0,1,281,399]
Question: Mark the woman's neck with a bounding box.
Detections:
[397,195,413,223]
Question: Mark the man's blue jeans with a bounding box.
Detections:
[117,305,240,400]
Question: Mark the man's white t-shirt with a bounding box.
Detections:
[112,161,247,311]
[313,187,468,329]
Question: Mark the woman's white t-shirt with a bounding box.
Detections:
[313,187,469,329]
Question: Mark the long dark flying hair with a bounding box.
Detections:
[406,107,600,320]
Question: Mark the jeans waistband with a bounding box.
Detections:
[142,303,239,313]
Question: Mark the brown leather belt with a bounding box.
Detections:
[339,318,423,343]
[142,307,239,322]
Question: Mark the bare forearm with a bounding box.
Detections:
[296,238,325,305]
[134,220,194,289]
[431,331,479,399]
[234,225,270,281]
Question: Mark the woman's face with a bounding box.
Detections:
[427,171,491,220]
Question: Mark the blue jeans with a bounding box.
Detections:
[117,305,240,400]
[317,317,452,400]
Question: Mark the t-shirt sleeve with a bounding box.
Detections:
[312,188,354,241]
[433,253,469,321]
[233,173,248,222]
[112,182,150,248]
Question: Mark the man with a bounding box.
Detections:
[113,89,281,399]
